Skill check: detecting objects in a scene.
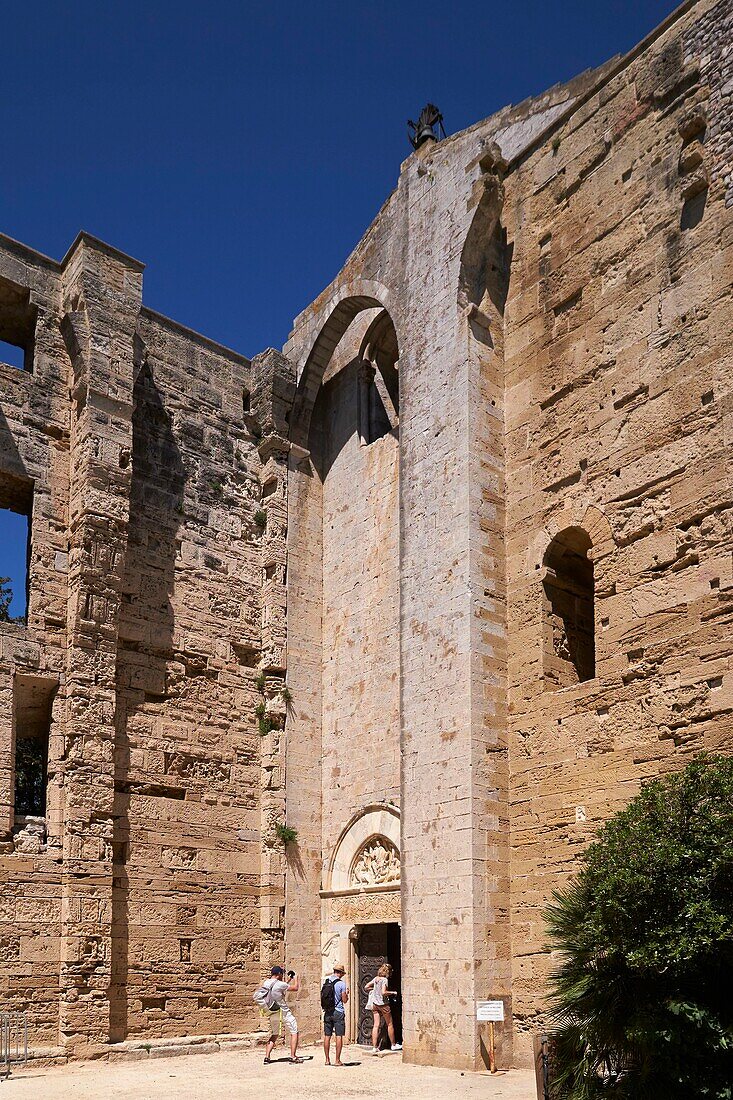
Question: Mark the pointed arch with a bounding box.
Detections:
[288,279,399,449]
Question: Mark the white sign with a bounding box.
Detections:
[476,1000,504,1022]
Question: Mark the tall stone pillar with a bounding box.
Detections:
[249,349,295,976]
[399,156,510,1070]
[58,235,143,1055]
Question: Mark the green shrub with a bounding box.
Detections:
[544,754,733,1099]
[253,509,267,529]
[275,822,298,845]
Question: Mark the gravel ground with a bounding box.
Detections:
[1,1045,536,1099]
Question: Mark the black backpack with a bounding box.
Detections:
[321,976,337,1013]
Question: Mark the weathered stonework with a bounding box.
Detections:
[0,233,290,1056]
[0,0,730,1073]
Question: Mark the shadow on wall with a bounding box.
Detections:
[0,402,29,480]
[285,840,307,883]
[110,336,186,1042]
[311,361,366,481]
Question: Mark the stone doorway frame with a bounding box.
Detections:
[319,804,401,1044]
[350,920,402,1047]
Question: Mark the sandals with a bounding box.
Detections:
[263,1056,272,1064]
[289,1056,304,1064]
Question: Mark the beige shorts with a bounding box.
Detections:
[269,1005,298,1035]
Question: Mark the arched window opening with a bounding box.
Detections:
[543,527,595,689]
[357,310,399,446]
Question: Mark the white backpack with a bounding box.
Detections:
[253,977,279,1010]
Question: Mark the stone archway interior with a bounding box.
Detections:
[327,805,400,893]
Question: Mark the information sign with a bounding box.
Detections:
[476,1000,505,1022]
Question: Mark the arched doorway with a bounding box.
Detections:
[321,806,402,1046]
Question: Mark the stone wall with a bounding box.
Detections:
[0,234,70,1043]
[112,308,266,1041]
[318,318,400,852]
[0,232,282,1054]
[502,0,733,1065]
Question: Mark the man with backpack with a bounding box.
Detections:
[321,963,349,1066]
[253,965,303,1064]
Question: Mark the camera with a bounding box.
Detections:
[287,969,295,980]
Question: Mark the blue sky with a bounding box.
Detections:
[0,0,678,615]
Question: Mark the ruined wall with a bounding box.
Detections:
[0,238,70,1043]
[0,0,730,1072]
[112,310,267,1040]
[502,0,733,1065]
[0,233,282,1054]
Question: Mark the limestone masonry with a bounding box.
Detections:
[0,0,731,1072]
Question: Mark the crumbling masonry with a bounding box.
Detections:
[0,0,731,1072]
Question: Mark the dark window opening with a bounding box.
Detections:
[0,275,36,373]
[14,736,47,817]
[0,476,33,626]
[357,310,400,446]
[242,388,251,414]
[13,675,56,820]
[358,362,393,445]
[543,527,595,689]
[681,186,707,231]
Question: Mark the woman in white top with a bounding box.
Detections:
[365,963,401,1055]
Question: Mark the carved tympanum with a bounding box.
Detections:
[350,838,400,887]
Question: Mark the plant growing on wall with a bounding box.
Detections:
[253,509,267,529]
[0,577,25,625]
[0,577,13,622]
[275,822,298,845]
[254,699,273,736]
[544,754,733,1099]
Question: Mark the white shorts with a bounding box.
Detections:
[270,1005,298,1035]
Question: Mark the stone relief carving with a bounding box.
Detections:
[331,890,401,924]
[321,932,339,958]
[350,838,400,888]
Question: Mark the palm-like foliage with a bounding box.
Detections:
[544,754,733,1099]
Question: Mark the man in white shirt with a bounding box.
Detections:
[263,966,303,1064]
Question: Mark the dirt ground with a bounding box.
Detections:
[2,1045,536,1099]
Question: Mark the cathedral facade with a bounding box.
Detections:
[0,0,730,1071]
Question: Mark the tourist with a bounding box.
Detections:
[322,963,349,1066]
[261,966,303,1064]
[365,964,401,1055]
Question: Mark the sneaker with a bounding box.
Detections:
[371,1048,379,1056]
[391,1043,402,1051]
